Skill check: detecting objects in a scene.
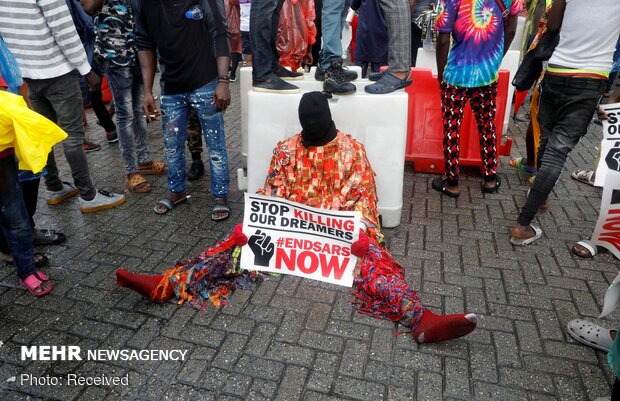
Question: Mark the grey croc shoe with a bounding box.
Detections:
[364,71,412,94]
[567,319,615,352]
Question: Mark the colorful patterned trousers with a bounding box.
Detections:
[440,81,498,186]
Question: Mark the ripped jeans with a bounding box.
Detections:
[160,79,230,198]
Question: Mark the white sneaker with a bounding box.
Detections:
[46,182,79,205]
[79,190,126,213]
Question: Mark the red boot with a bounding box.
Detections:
[412,310,477,343]
[115,269,174,302]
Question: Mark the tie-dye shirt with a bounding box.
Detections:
[435,0,524,88]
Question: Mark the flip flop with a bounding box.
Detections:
[567,319,615,352]
[33,229,66,246]
[138,161,167,175]
[508,157,537,174]
[20,271,53,297]
[212,203,230,222]
[431,177,460,198]
[2,252,49,268]
[154,197,188,215]
[572,240,599,258]
[571,170,595,186]
[510,225,542,246]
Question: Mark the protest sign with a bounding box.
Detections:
[594,103,620,187]
[591,116,620,259]
[239,193,361,287]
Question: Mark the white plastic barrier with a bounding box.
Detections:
[414,49,521,135]
[239,66,363,165]
[246,87,408,228]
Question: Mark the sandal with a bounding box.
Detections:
[20,271,53,297]
[431,177,460,198]
[212,202,231,222]
[572,240,600,258]
[508,157,537,174]
[364,71,412,94]
[138,161,167,175]
[567,319,615,352]
[482,176,501,194]
[510,225,542,246]
[127,173,151,193]
[1,252,49,268]
[571,170,595,186]
[33,229,66,246]
[154,196,188,215]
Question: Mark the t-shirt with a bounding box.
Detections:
[435,0,524,88]
[548,0,620,74]
[136,0,229,95]
[240,0,251,32]
[94,0,137,67]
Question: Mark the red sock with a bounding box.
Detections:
[115,269,174,303]
[412,310,477,343]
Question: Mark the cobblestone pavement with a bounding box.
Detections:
[0,80,618,401]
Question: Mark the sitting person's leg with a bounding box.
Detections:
[353,241,477,343]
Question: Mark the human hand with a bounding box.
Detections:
[247,230,275,266]
[351,229,369,257]
[234,224,248,247]
[142,92,160,122]
[213,82,230,112]
[303,51,313,66]
[597,106,610,121]
[85,70,101,91]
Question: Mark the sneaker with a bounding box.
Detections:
[79,189,126,213]
[229,70,237,82]
[46,182,79,205]
[252,75,300,93]
[83,139,101,153]
[106,130,118,144]
[274,67,304,80]
[315,60,357,82]
[324,60,356,95]
[187,161,205,181]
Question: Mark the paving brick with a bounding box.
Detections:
[307,352,339,393]
[298,331,344,353]
[334,375,386,401]
[274,365,309,401]
[235,355,284,381]
[266,341,315,367]
[416,371,443,401]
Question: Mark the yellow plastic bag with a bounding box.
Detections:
[0,91,67,173]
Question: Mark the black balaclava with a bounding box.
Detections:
[298,92,338,147]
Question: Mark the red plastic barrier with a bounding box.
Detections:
[405,68,512,174]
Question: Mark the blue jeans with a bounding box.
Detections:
[517,74,606,226]
[319,0,346,70]
[160,80,230,198]
[106,64,151,174]
[0,155,36,279]
[250,0,284,81]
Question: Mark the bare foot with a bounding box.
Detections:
[510,224,537,240]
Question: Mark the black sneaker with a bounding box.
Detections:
[187,161,205,181]
[315,60,357,82]
[106,130,118,144]
[324,60,356,95]
[274,67,304,80]
[229,70,237,82]
[253,75,300,93]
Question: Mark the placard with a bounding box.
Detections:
[594,103,620,187]
[239,193,361,287]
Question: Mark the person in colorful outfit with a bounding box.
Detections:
[276,0,317,73]
[135,0,232,220]
[432,0,522,198]
[510,0,620,246]
[116,92,478,343]
[83,0,167,194]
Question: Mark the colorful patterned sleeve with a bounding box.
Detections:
[257,139,292,199]
[509,0,525,15]
[434,0,459,33]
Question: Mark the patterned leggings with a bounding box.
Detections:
[440,81,498,186]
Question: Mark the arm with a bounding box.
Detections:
[546,0,565,33]
[36,0,92,76]
[80,0,104,15]
[436,32,451,82]
[138,50,159,121]
[503,14,518,56]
